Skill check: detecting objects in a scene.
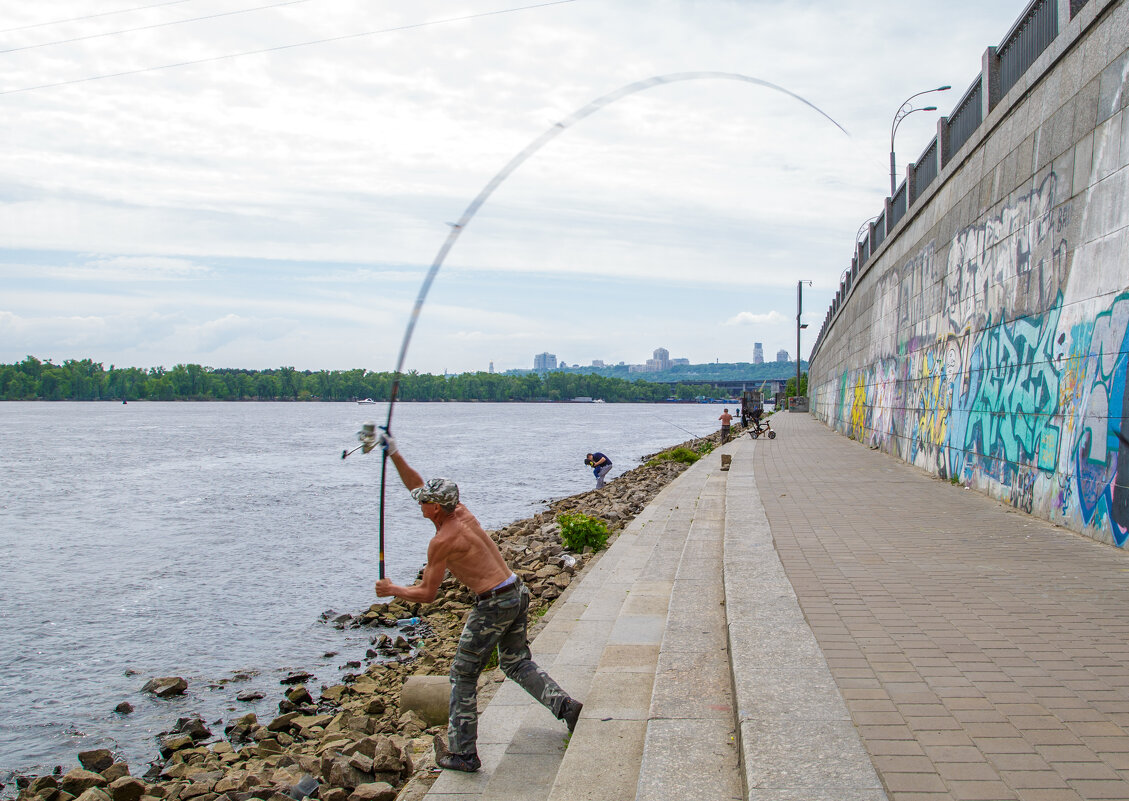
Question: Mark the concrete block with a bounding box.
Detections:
[635,719,742,801]
[1018,132,1036,182]
[739,718,884,792]
[596,644,659,673]
[1052,97,1078,160]
[1073,131,1096,196]
[1074,75,1101,141]
[1097,51,1129,123]
[546,718,645,801]
[580,669,653,720]
[732,667,853,723]
[1095,111,1123,179]
[619,592,670,617]
[480,752,562,801]
[649,650,734,720]
[609,614,665,646]
[400,675,449,727]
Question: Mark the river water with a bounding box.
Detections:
[0,400,727,786]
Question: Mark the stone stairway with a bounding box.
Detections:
[423,436,882,801]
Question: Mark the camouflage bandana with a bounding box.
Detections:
[410,477,460,509]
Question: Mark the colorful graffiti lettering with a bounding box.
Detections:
[810,162,1129,549]
[964,304,1061,469]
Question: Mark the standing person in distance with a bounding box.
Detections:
[584,452,613,489]
[718,408,733,444]
[373,430,583,773]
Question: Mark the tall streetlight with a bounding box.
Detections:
[796,279,811,409]
[890,85,951,195]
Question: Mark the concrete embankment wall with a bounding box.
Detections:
[808,0,1129,548]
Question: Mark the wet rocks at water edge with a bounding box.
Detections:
[140,677,187,698]
[10,436,700,801]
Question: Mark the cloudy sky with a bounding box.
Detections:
[1,0,1025,374]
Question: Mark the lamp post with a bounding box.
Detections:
[796,280,811,409]
[853,215,880,244]
[890,85,951,195]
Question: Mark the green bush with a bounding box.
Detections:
[646,445,701,466]
[557,512,610,552]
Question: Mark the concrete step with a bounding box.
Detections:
[547,463,727,801]
[424,449,733,800]
[634,466,744,801]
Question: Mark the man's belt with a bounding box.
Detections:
[477,578,520,602]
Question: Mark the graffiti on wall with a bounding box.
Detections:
[812,169,1129,548]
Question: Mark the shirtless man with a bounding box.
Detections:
[373,431,582,773]
[718,408,733,443]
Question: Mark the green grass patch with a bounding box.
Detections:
[557,511,610,552]
[646,445,702,466]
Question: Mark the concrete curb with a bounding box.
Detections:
[723,437,886,801]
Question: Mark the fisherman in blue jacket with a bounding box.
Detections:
[584,452,612,488]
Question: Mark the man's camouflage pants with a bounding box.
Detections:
[448,579,570,756]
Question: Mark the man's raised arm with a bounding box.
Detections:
[379,431,424,491]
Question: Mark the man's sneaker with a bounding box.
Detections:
[437,753,481,773]
[560,699,583,733]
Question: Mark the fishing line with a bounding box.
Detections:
[652,415,706,441]
[355,71,850,580]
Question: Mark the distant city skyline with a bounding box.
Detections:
[530,345,795,373]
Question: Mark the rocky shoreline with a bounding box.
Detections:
[7,430,732,801]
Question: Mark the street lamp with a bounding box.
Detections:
[856,215,879,243]
[796,279,811,409]
[890,85,951,195]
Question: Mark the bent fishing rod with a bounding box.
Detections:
[342,71,849,580]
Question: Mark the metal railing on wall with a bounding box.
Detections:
[946,78,984,159]
[872,211,886,250]
[999,0,1059,96]
[912,138,939,198]
[889,183,908,229]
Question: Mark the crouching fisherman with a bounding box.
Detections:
[373,431,583,773]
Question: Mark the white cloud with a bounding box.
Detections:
[725,311,789,327]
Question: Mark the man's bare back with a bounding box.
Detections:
[432,506,512,595]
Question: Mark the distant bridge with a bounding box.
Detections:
[666,378,787,395]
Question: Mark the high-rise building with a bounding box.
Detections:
[776,349,789,362]
[591,360,605,367]
[489,361,494,374]
[753,342,764,364]
[652,347,670,371]
[534,352,557,371]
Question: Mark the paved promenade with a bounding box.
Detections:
[424,411,1129,801]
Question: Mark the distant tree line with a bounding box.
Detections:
[0,356,723,403]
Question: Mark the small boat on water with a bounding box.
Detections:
[357,398,377,405]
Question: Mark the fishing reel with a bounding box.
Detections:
[342,421,380,460]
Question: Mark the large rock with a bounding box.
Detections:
[284,686,313,705]
[60,770,108,797]
[28,776,58,794]
[77,750,114,773]
[73,789,111,801]
[140,677,187,698]
[101,765,130,783]
[346,784,396,801]
[107,777,145,801]
[158,734,193,757]
[325,759,368,791]
[173,717,211,741]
